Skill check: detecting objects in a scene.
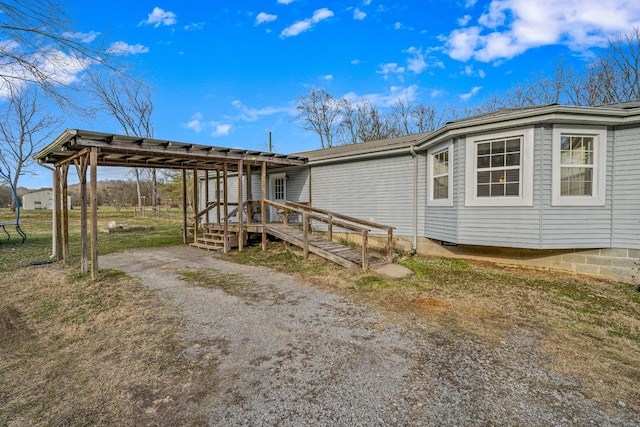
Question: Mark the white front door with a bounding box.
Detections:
[269,173,286,221]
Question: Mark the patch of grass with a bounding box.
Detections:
[356,275,391,290]
[180,269,255,298]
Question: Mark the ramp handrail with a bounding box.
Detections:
[264,200,394,269]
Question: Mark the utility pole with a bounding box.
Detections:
[269,131,273,152]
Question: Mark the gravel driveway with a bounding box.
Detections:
[101,246,638,426]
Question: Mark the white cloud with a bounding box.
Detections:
[256,12,277,26]
[107,41,150,56]
[465,0,478,7]
[405,47,428,74]
[460,86,482,100]
[351,59,361,65]
[430,89,446,98]
[277,0,297,4]
[343,85,420,108]
[354,8,367,20]
[322,74,333,81]
[444,0,640,63]
[377,63,405,80]
[139,7,177,28]
[280,8,334,38]
[184,22,205,31]
[185,113,204,133]
[0,45,92,97]
[63,31,101,43]
[393,22,403,30]
[458,15,472,26]
[231,100,295,122]
[211,124,232,137]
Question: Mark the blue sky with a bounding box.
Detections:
[18,0,640,187]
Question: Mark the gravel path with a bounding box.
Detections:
[101,247,639,426]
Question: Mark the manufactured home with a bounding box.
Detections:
[202,103,640,283]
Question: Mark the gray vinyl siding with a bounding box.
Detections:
[310,155,414,236]
[424,139,458,243]
[612,125,640,249]
[456,128,542,249]
[540,125,613,249]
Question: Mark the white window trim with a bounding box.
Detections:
[428,142,453,207]
[465,127,534,207]
[552,125,606,206]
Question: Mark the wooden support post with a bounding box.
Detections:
[362,230,369,271]
[192,168,198,244]
[302,212,309,259]
[246,163,252,224]
[261,162,266,251]
[223,162,229,253]
[237,160,243,252]
[61,163,70,263]
[74,155,89,274]
[328,213,333,242]
[216,169,221,225]
[181,169,188,244]
[387,228,393,262]
[54,165,63,261]
[90,147,99,279]
[204,169,209,224]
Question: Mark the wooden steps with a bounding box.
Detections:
[190,227,243,252]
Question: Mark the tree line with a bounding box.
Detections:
[296,28,640,149]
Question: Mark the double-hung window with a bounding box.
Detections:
[552,126,606,206]
[476,137,521,198]
[429,143,452,205]
[465,127,534,207]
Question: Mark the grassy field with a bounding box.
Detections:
[0,208,639,424]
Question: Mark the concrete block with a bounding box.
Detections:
[600,248,628,258]
[585,256,613,266]
[562,254,587,264]
[628,249,640,259]
[611,257,639,269]
[598,266,635,284]
[575,263,600,275]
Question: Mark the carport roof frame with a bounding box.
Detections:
[34,129,308,171]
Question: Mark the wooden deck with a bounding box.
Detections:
[264,223,389,269]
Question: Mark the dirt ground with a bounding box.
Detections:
[95,246,639,426]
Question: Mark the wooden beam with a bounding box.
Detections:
[237,160,243,252]
[181,169,188,244]
[72,137,306,167]
[216,169,221,225]
[74,154,89,274]
[192,167,198,244]
[246,163,252,224]
[54,165,63,261]
[223,162,229,253]
[204,170,209,224]
[61,163,70,263]
[261,162,266,251]
[90,147,99,279]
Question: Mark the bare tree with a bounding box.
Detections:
[390,97,414,135]
[0,0,113,105]
[295,88,342,149]
[88,71,155,210]
[0,85,60,210]
[412,103,441,133]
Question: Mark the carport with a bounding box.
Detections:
[33,129,307,279]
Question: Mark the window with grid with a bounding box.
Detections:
[560,135,594,196]
[476,137,521,198]
[274,177,285,200]
[432,149,449,200]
